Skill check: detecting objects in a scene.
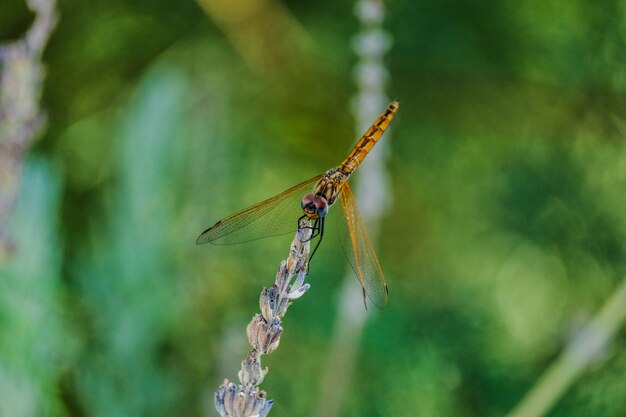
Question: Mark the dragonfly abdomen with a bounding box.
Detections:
[338,99,399,175]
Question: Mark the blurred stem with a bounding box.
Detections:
[314,1,392,416]
[196,0,314,80]
[506,279,626,417]
[0,0,57,258]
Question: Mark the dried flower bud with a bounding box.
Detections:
[288,283,310,300]
[259,398,274,417]
[291,270,307,292]
[263,318,283,355]
[246,315,266,350]
[214,380,228,416]
[286,249,298,274]
[219,380,238,416]
[276,296,290,318]
[260,286,280,321]
[215,380,273,417]
[275,261,289,291]
[238,351,267,385]
[288,242,309,275]
[246,314,283,355]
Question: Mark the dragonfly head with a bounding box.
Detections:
[301,193,328,218]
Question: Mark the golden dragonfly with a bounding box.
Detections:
[197,100,399,308]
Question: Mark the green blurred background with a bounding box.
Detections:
[2,0,626,416]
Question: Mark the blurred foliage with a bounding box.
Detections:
[2,0,626,416]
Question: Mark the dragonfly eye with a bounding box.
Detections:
[301,193,317,216]
[314,196,328,217]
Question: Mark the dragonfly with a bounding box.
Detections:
[197,100,399,308]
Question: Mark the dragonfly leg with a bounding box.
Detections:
[309,218,322,240]
[308,216,325,262]
[298,215,317,233]
[302,218,322,242]
[298,214,317,237]
[297,214,308,231]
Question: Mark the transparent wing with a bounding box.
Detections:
[196,175,322,245]
[337,182,389,309]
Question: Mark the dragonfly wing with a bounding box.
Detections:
[337,182,389,309]
[197,175,322,245]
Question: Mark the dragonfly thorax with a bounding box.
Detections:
[301,169,347,219]
[316,169,348,205]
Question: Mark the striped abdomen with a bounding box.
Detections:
[337,99,399,175]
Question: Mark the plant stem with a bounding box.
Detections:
[506,279,626,417]
[215,219,313,417]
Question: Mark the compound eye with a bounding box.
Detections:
[313,196,328,217]
[301,193,315,207]
[301,193,316,214]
